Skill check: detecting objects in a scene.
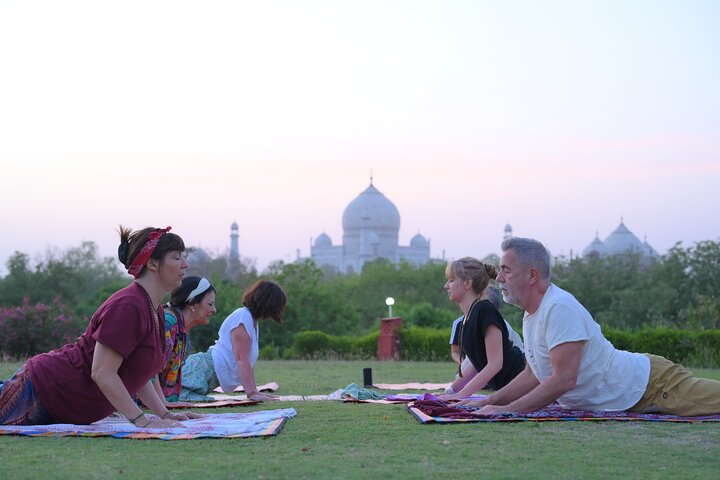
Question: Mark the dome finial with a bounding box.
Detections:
[370,168,374,186]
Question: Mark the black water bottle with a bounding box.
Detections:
[363,367,373,387]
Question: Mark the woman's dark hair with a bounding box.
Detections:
[243,280,287,324]
[169,276,215,308]
[117,225,185,276]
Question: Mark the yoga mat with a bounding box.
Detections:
[166,399,259,409]
[212,382,279,394]
[374,382,450,391]
[330,389,483,404]
[210,389,479,403]
[210,393,333,402]
[0,409,297,440]
[407,401,720,424]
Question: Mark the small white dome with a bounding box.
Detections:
[582,235,609,258]
[410,233,428,248]
[604,221,645,255]
[315,232,332,247]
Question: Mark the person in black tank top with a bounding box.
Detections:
[438,257,525,400]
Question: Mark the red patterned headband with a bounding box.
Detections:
[127,226,172,279]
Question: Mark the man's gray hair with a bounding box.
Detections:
[500,237,552,280]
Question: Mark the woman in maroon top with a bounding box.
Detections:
[0,225,195,428]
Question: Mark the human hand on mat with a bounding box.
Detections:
[162,411,205,421]
[247,392,279,401]
[455,397,489,408]
[139,418,188,429]
[436,393,462,402]
[472,404,513,416]
[171,411,206,419]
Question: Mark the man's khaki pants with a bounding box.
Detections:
[630,354,720,416]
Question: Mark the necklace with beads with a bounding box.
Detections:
[136,282,164,363]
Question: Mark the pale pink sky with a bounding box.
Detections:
[1,1,718,275]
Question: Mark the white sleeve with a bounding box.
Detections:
[544,303,590,351]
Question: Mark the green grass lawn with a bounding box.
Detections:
[1,360,719,479]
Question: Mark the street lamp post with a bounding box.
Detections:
[385,297,395,318]
[378,297,402,361]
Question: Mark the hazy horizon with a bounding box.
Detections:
[1,1,718,276]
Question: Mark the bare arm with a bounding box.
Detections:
[454,325,504,398]
[231,325,277,401]
[136,379,172,416]
[91,342,184,427]
[151,375,169,405]
[446,360,477,394]
[147,375,203,416]
[479,341,585,414]
[460,364,539,407]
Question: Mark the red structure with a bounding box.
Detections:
[377,317,403,360]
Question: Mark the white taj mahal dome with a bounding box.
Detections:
[582,219,659,263]
[308,180,431,273]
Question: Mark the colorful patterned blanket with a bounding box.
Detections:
[0,408,297,440]
[167,399,259,409]
[408,400,720,423]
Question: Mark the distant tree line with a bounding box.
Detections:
[0,239,718,359]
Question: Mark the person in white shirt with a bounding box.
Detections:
[464,237,720,416]
[179,280,287,402]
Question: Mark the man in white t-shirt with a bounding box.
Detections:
[464,237,720,416]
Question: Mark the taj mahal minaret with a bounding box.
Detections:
[230,221,239,261]
[503,223,513,241]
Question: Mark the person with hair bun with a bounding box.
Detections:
[178,279,286,402]
[0,225,198,427]
[466,237,720,416]
[157,276,217,402]
[439,257,525,400]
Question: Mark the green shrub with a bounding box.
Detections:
[406,302,456,329]
[604,327,720,368]
[397,326,451,361]
[630,328,695,362]
[288,331,332,358]
[259,344,281,360]
[284,330,380,360]
[277,325,720,367]
[353,331,380,358]
[680,330,720,368]
[603,327,635,351]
